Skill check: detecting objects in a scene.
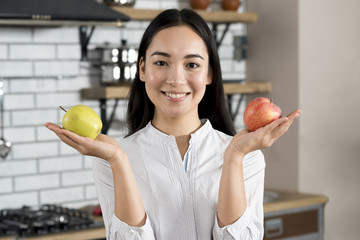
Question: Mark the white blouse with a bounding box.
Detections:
[92,120,265,240]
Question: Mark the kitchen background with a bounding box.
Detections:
[0,0,359,239]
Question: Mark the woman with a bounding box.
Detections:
[46,8,301,239]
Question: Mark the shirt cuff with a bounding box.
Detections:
[213,207,251,239]
[110,213,155,240]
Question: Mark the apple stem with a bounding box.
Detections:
[270,97,273,104]
[60,106,67,112]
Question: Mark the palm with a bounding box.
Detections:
[45,122,124,162]
[229,109,301,157]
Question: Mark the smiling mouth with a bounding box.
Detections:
[161,91,190,99]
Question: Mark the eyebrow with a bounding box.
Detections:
[150,51,204,60]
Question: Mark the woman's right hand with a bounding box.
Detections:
[45,122,126,164]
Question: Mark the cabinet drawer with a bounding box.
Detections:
[264,206,324,240]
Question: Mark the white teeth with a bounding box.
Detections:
[165,92,187,99]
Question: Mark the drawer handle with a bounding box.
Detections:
[265,218,283,238]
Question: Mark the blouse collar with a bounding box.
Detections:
[144,119,212,142]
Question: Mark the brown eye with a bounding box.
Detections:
[154,61,167,66]
[186,62,199,68]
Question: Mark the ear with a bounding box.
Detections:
[139,57,145,82]
[206,69,213,85]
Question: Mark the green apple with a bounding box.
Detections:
[61,105,102,139]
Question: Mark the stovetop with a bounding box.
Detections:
[0,204,103,238]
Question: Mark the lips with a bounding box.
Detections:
[161,91,190,101]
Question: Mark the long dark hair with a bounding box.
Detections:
[126,8,236,136]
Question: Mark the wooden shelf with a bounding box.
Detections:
[111,7,258,23]
[81,82,272,100]
[0,8,257,27]
[0,19,125,27]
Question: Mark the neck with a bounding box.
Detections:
[152,115,202,137]
[152,115,202,160]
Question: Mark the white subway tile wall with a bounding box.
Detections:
[0,0,246,209]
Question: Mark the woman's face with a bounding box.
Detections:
[139,25,212,122]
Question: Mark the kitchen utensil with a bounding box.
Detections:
[88,40,138,64]
[0,81,11,159]
[103,0,136,7]
[87,40,138,85]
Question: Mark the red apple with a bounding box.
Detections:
[243,97,282,132]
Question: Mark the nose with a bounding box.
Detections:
[166,65,186,86]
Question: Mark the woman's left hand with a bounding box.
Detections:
[225,109,302,160]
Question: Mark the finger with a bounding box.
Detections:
[286,109,302,120]
[45,122,89,151]
[45,122,62,132]
[260,117,289,134]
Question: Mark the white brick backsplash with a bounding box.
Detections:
[1,109,10,127]
[0,192,38,208]
[5,127,36,143]
[0,178,13,194]
[89,27,122,45]
[62,170,94,186]
[57,44,81,60]
[15,173,60,191]
[36,92,80,108]
[0,27,32,43]
[134,1,161,9]
[33,27,78,43]
[10,79,57,93]
[63,199,98,209]
[220,59,233,72]
[37,125,61,141]
[85,185,97,199]
[12,142,58,159]
[0,3,246,209]
[39,156,83,173]
[10,44,56,60]
[4,94,35,110]
[56,76,94,91]
[120,29,145,45]
[0,44,7,59]
[160,0,183,8]
[0,160,37,177]
[84,156,95,169]
[40,186,84,204]
[229,23,245,35]
[12,109,58,126]
[233,60,246,74]
[0,61,33,77]
[60,143,80,155]
[121,21,142,30]
[34,61,79,76]
[218,45,235,59]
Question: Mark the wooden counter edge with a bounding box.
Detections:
[18,227,106,240]
[264,192,329,213]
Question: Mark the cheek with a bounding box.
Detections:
[146,74,164,89]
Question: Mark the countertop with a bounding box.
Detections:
[264,189,328,213]
[0,190,328,240]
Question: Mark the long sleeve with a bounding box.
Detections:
[92,157,155,240]
[213,151,265,240]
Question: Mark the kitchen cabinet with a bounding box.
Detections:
[263,190,328,240]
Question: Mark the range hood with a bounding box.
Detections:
[0,0,130,22]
